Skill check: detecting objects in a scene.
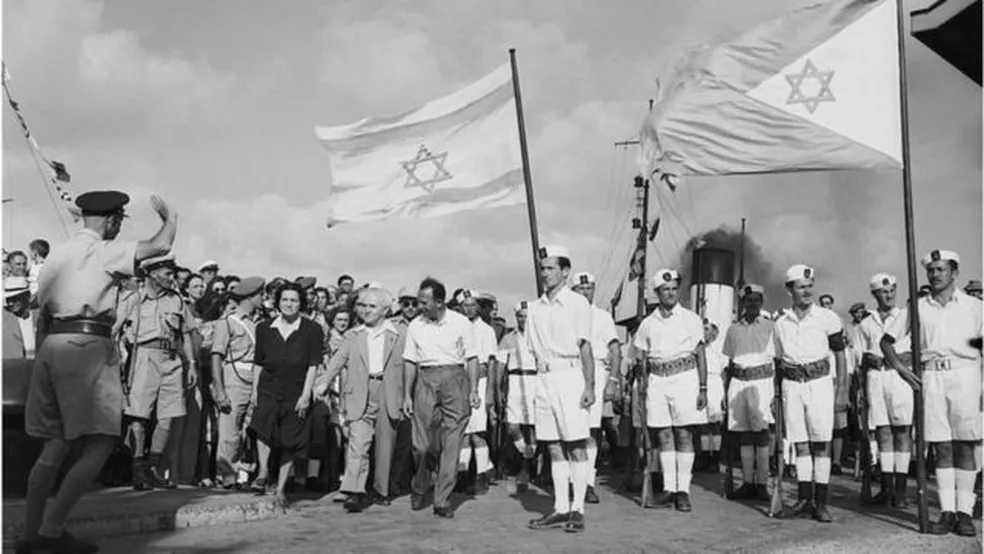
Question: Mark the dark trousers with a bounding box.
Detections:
[411,365,471,509]
[390,418,413,496]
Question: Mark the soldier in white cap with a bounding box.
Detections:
[882,249,982,536]
[773,264,847,523]
[118,252,200,491]
[856,273,913,508]
[458,289,498,493]
[571,271,621,504]
[199,260,220,287]
[721,284,775,501]
[526,245,595,533]
[633,268,707,512]
[499,300,539,492]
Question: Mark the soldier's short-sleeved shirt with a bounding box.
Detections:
[589,305,620,363]
[859,307,910,356]
[500,328,537,371]
[38,228,137,322]
[211,311,257,363]
[403,309,477,366]
[471,317,498,365]
[526,286,592,362]
[722,314,775,368]
[633,303,703,361]
[773,304,842,365]
[885,290,982,363]
[119,287,199,343]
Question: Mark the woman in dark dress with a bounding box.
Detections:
[249,282,324,506]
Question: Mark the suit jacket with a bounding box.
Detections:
[3,310,35,359]
[322,321,405,422]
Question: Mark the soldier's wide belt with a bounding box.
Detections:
[731,362,774,382]
[779,358,830,382]
[508,369,538,376]
[48,319,112,338]
[862,352,913,371]
[646,355,697,378]
[140,338,176,351]
[923,357,963,372]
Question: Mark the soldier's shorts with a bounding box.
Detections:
[924,360,982,442]
[465,376,488,434]
[506,373,536,426]
[26,334,124,441]
[124,348,187,420]
[727,377,775,432]
[705,371,725,423]
[646,369,707,428]
[782,374,834,443]
[867,368,914,428]
[588,365,609,428]
[535,359,589,442]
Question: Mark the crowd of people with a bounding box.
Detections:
[5,190,982,553]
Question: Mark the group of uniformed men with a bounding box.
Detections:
[13,188,982,553]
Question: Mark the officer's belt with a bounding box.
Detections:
[779,358,830,382]
[862,352,913,371]
[419,364,464,371]
[507,369,538,377]
[140,338,176,351]
[923,357,966,372]
[731,362,774,382]
[48,319,112,338]
[646,354,697,378]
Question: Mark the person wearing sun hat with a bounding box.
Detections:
[3,276,35,359]
[772,264,847,523]
[882,249,982,536]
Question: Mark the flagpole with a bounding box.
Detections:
[509,48,543,297]
[894,0,927,533]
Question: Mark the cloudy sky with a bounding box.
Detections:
[2,0,980,318]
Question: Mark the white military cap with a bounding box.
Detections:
[397,285,416,299]
[515,300,529,312]
[538,245,570,260]
[140,252,176,270]
[785,264,815,283]
[740,283,765,297]
[869,273,897,291]
[572,271,596,286]
[920,249,959,268]
[455,289,479,304]
[198,259,219,272]
[4,276,29,299]
[652,268,680,289]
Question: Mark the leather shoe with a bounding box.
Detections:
[585,485,600,504]
[529,511,569,530]
[865,489,892,506]
[675,492,692,512]
[753,484,771,502]
[644,490,675,509]
[928,512,955,535]
[955,512,976,537]
[730,483,755,501]
[411,493,427,511]
[433,506,454,519]
[344,493,372,513]
[788,499,815,519]
[565,511,585,533]
[813,503,832,523]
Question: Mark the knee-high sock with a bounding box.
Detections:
[956,469,977,515]
[814,457,831,485]
[740,445,755,484]
[552,461,571,513]
[700,435,711,451]
[307,460,321,479]
[870,440,879,464]
[936,467,956,512]
[586,442,598,486]
[754,446,770,485]
[795,455,814,485]
[474,445,491,474]
[659,451,678,492]
[570,461,589,513]
[677,452,695,494]
[894,452,911,475]
[458,445,472,473]
[711,434,722,452]
[23,463,59,541]
[879,452,894,474]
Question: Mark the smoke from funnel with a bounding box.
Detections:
[675,225,787,312]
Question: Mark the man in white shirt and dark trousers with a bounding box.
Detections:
[882,249,982,537]
[526,245,595,533]
[633,269,707,512]
[773,264,848,523]
[571,271,621,505]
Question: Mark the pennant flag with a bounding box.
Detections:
[316,65,524,227]
[639,0,902,185]
[49,160,70,183]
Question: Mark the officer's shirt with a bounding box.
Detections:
[211,310,257,363]
[37,228,137,322]
[525,286,592,362]
[773,304,842,365]
[499,329,536,371]
[589,305,620,365]
[632,303,703,361]
[403,309,477,366]
[859,307,910,356]
[471,317,498,365]
[722,314,775,368]
[886,290,982,363]
[121,286,198,343]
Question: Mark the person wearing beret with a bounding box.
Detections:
[882,250,982,536]
[20,191,176,554]
[772,264,847,523]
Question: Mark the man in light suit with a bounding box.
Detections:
[315,286,406,513]
[4,276,36,359]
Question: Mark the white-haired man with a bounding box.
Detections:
[773,264,847,523]
[634,269,707,512]
[882,250,982,536]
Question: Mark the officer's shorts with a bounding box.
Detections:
[506,374,536,426]
[465,376,488,434]
[867,369,914,428]
[783,374,834,443]
[535,360,590,442]
[125,348,187,420]
[924,361,982,442]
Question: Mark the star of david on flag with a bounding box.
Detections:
[402,145,452,193]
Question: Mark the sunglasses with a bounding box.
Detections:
[401,299,418,307]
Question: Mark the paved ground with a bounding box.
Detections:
[45,470,981,554]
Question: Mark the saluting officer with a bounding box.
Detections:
[882,250,982,536]
[120,253,200,490]
[721,284,775,502]
[20,192,176,554]
[633,269,707,512]
[571,271,621,504]
[500,300,539,492]
[858,273,913,508]
[773,264,848,523]
[525,245,595,533]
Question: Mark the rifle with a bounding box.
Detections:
[722,365,734,498]
[858,355,874,502]
[120,293,144,407]
[639,361,654,508]
[769,367,786,518]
